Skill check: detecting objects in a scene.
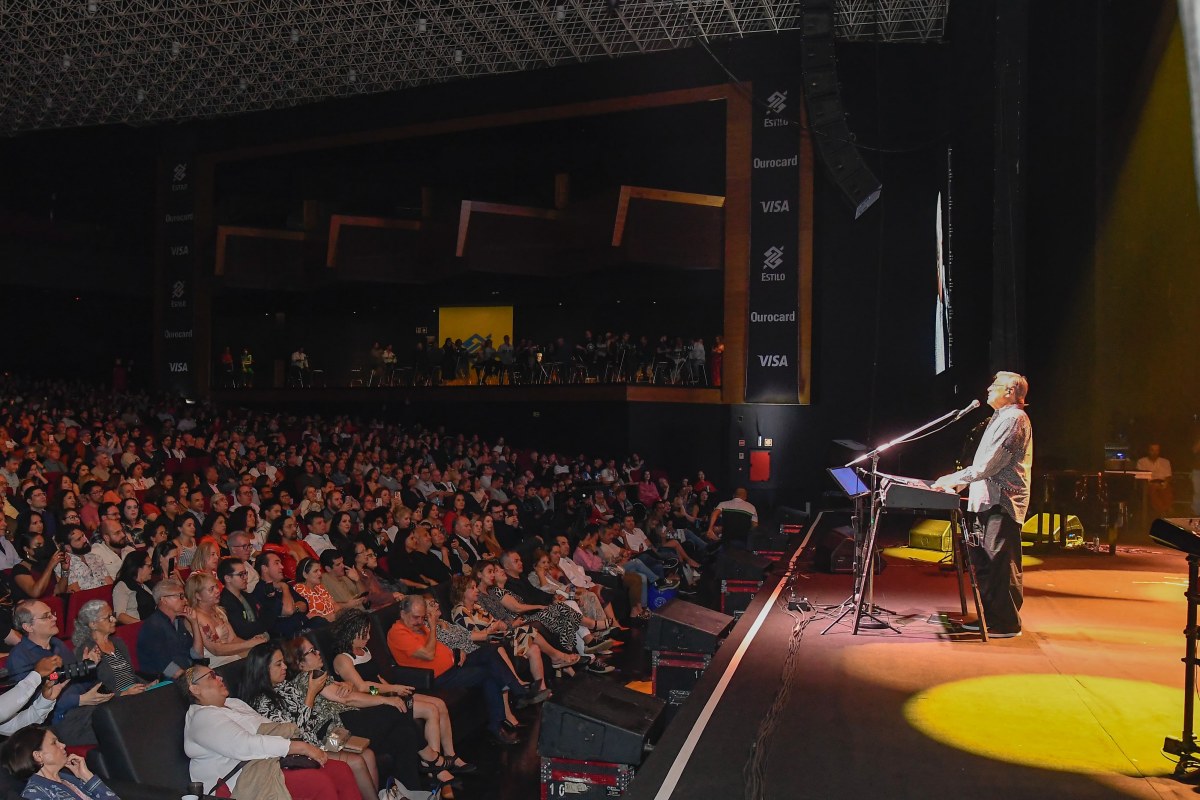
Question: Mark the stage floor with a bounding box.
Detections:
[629,535,1198,800]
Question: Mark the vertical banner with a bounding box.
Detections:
[157,155,197,395]
[746,81,802,403]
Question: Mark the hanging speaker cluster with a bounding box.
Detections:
[801,0,882,219]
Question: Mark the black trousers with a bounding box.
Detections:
[339,703,421,789]
[967,506,1024,633]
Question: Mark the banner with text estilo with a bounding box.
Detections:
[438,306,514,354]
[159,156,196,395]
[746,81,802,403]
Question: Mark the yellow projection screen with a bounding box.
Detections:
[438,306,514,355]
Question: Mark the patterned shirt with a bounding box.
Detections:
[949,405,1033,523]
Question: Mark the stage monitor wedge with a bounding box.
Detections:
[645,598,734,654]
[539,675,666,764]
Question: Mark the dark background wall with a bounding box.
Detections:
[0,0,1190,516]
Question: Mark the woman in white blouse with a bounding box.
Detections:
[178,664,357,800]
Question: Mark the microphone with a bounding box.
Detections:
[953,399,981,421]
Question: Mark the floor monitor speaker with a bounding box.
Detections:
[538,675,666,764]
[645,598,734,654]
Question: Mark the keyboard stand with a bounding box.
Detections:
[950,510,988,642]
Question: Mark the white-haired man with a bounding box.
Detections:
[933,371,1033,638]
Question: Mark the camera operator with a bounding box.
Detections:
[7,600,111,745]
[0,654,67,800]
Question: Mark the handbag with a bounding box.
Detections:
[279,755,321,770]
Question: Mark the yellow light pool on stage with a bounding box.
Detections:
[904,674,1179,776]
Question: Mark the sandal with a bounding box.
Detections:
[550,654,580,669]
[443,754,477,775]
[418,753,447,775]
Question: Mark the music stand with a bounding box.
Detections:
[815,467,896,633]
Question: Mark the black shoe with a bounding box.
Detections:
[443,755,477,775]
[491,727,522,745]
[513,688,551,709]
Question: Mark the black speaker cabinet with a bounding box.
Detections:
[813,526,884,574]
[538,676,666,764]
[644,598,734,654]
[714,548,772,581]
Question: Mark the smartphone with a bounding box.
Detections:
[312,668,326,680]
[167,557,175,575]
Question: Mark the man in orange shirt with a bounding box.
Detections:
[387,595,521,744]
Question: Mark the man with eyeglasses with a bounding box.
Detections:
[216,556,268,641]
[227,531,259,591]
[933,371,1033,639]
[8,599,112,745]
[137,577,205,679]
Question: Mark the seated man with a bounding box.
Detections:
[248,551,309,637]
[8,600,112,745]
[319,549,364,605]
[62,524,113,592]
[216,556,269,641]
[136,577,205,679]
[706,487,758,547]
[386,594,522,745]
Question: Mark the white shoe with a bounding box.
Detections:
[381,778,435,800]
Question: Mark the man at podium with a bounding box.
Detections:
[932,372,1033,639]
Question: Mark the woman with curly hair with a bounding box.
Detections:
[330,610,471,785]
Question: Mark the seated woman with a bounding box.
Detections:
[119,497,146,542]
[184,572,268,667]
[1,725,118,800]
[285,634,438,797]
[549,534,630,627]
[71,600,150,696]
[349,542,403,609]
[151,540,181,585]
[201,514,229,552]
[528,549,621,638]
[451,573,576,682]
[477,560,596,659]
[189,537,222,577]
[574,526,646,620]
[12,531,66,601]
[330,610,473,783]
[112,550,155,625]
[237,643,380,800]
[177,663,358,800]
[294,558,362,624]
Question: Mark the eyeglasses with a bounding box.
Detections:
[161,593,185,600]
[231,571,248,579]
[297,648,317,659]
[190,670,218,685]
[33,612,56,621]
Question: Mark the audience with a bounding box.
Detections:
[0,375,729,798]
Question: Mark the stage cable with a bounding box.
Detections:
[742,561,816,800]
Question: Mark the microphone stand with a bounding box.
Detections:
[822,405,965,636]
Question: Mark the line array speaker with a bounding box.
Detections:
[801,0,882,218]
